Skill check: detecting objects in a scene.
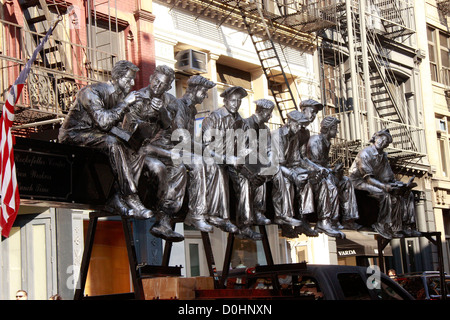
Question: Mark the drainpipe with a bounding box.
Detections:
[360,0,376,137]
[346,0,362,141]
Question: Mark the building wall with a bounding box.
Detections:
[151,1,329,273]
[0,0,159,299]
[420,0,450,273]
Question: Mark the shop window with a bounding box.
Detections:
[189,243,200,277]
[83,220,131,296]
[230,238,258,269]
[337,273,372,300]
[443,210,450,265]
[0,214,55,300]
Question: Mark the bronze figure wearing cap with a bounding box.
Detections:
[202,86,263,240]
[349,129,420,239]
[123,65,187,242]
[306,116,360,232]
[58,60,153,220]
[244,99,302,228]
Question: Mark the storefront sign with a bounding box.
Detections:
[338,250,357,256]
[15,150,72,200]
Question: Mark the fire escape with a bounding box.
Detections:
[1,0,119,137]
[162,0,333,124]
[319,0,427,171]
[232,0,336,122]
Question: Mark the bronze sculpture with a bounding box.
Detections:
[244,99,302,228]
[167,75,217,233]
[271,109,318,237]
[123,65,186,242]
[58,56,422,247]
[306,116,361,230]
[297,100,344,238]
[58,60,153,219]
[202,86,264,240]
[349,129,421,239]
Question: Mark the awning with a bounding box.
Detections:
[336,231,393,257]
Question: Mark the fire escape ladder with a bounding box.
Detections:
[365,29,419,155]
[238,1,298,123]
[16,0,88,128]
[19,0,68,71]
[323,1,422,164]
[365,42,404,124]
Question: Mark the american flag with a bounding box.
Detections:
[0,24,56,238]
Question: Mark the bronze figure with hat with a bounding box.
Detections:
[202,86,264,240]
[307,116,361,232]
[349,128,420,239]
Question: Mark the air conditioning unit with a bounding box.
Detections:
[436,118,447,133]
[175,49,207,74]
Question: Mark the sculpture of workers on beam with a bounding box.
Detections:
[168,75,217,233]
[244,99,303,228]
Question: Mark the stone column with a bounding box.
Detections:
[209,53,220,111]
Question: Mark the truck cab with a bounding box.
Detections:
[198,263,414,300]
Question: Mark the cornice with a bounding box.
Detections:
[134,9,157,23]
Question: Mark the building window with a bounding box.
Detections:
[188,243,200,277]
[295,245,308,263]
[216,64,252,90]
[437,115,449,177]
[87,20,125,80]
[428,26,438,82]
[440,32,450,86]
[427,25,450,85]
[439,139,448,177]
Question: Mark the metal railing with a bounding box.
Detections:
[374,116,426,158]
[0,18,117,125]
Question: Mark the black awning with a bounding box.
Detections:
[336,231,393,257]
